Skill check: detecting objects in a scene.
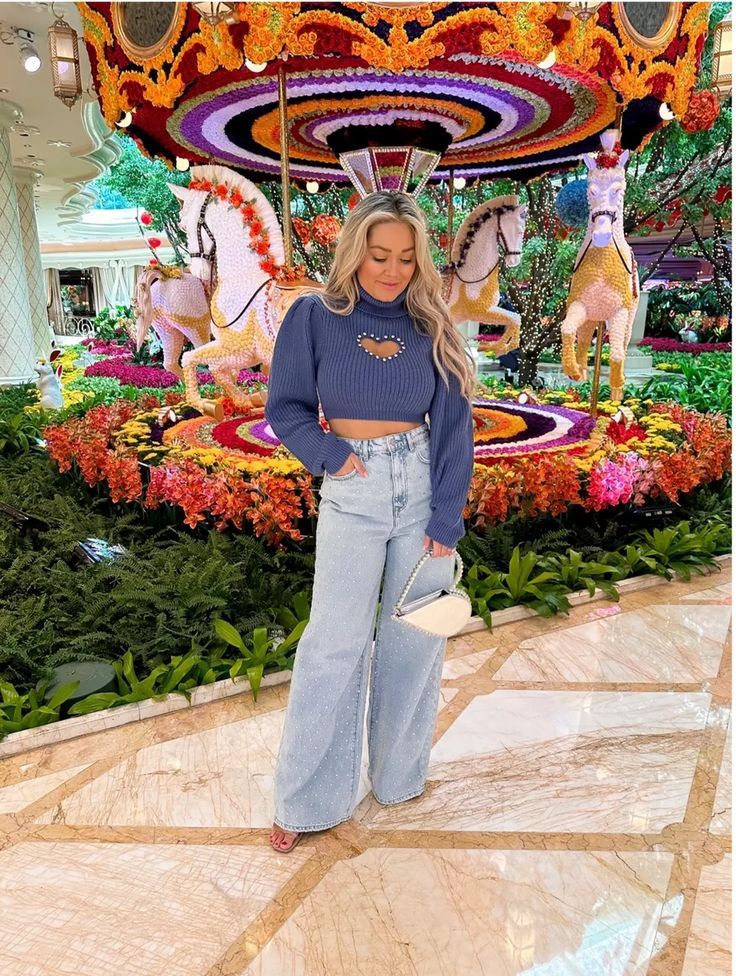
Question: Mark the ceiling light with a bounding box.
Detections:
[47,138,71,148]
[537,48,557,69]
[245,59,267,72]
[48,11,82,108]
[117,110,133,128]
[175,156,190,171]
[452,176,466,190]
[306,180,320,194]
[19,41,41,72]
[659,102,675,120]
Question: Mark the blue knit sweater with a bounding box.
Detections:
[264,284,475,548]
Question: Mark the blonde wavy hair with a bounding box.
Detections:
[316,191,476,400]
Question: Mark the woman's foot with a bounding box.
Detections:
[269,824,303,852]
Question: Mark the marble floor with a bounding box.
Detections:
[0,567,730,975]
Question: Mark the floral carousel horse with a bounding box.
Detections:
[135,165,302,419]
[560,130,639,402]
[443,195,527,356]
[133,264,211,383]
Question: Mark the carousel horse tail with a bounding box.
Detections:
[134,267,164,350]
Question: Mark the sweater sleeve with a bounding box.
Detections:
[264,295,354,475]
[424,369,475,549]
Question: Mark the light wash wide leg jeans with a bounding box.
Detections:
[273,423,455,833]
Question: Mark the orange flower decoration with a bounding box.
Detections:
[311,214,342,246]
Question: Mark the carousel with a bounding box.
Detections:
[41,1,726,547]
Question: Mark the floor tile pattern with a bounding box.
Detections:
[0,566,730,975]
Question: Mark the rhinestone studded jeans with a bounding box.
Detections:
[272,422,456,833]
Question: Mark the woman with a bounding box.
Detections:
[264,190,475,852]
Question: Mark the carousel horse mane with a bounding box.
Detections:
[450,194,520,276]
[184,164,285,267]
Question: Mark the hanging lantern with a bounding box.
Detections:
[191,2,236,27]
[562,2,603,22]
[47,13,82,109]
[711,17,733,100]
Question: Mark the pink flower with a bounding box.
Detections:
[588,453,651,510]
[84,359,181,389]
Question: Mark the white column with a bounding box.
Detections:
[0,101,35,385]
[14,166,50,361]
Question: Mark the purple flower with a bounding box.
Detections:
[84,359,181,388]
[638,339,731,353]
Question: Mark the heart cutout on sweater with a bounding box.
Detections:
[359,336,402,358]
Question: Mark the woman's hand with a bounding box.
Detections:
[334,452,368,477]
[423,535,454,558]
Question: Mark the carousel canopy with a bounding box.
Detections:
[80,2,710,184]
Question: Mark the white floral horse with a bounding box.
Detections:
[444,195,527,355]
[560,130,639,401]
[135,165,301,418]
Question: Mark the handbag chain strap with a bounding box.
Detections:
[394,551,464,613]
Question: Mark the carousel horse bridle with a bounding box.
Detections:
[189,192,271,328]
[573,206,633,276]
[444,205,523,286]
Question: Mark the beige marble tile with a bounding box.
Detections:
[241,848,673,976]
[0,840,312,976]
[496,605,731,683]
[681,855,732,976]
[439,687,459,709]
[34,710,288,829]
[0,764,90,813]
[680,583,732,604]
[361,691,710,833]
[711,719,731,836]
[442,646,496,680]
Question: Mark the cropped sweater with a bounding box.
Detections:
[264,284,475,548]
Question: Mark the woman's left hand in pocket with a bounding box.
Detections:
[423,535,454,558]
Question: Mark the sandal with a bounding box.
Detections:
[269,827,304,853]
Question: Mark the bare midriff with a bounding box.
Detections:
[327,419,424,440]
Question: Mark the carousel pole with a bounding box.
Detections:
[446,167,455,265]
[589,323,605,418]
[589,103,625,419]
[277,56,293,267]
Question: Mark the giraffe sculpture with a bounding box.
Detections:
[560,130,639,401]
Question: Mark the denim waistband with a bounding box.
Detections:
[337,422,429,457]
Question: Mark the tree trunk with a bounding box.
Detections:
[518,349,537,387]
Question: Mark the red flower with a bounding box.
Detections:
[681,89,720,133]
[242,204,256,221]
[140,211,153,226]
[311,214,342,246]
[714,184,732,205]
[148,237,162,249]
[249,220,263,237]
[254,239,269,256]
[229,189,243,208]
[292,216,311,246]
[347,192,360,211]
[149,258,159,266]
[215,183,228,199]
[607,419,647,444]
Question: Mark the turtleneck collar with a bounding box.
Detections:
[356,282,409,318]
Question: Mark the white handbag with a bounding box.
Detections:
[392,551,472,638]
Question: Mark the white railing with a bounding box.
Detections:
[54,315,96,338]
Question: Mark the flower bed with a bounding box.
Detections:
[42,383,731,546]
[639,338,732,354]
